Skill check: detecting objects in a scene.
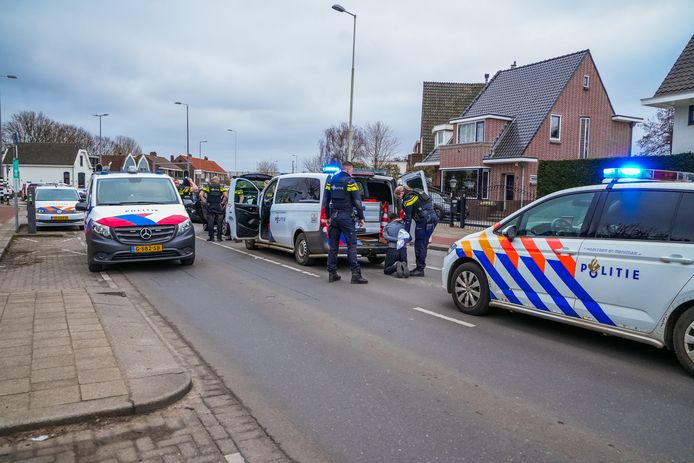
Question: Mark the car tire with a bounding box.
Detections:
[367,256,385,265]
[245,239,257,250]
[451,262,492,315]
[181,255,195,266]
[88,262,103,273]
[294,233,315,266]
[434,206,442,220]
[673,307,694,377]
[78,225,84,230]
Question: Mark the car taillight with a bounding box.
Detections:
[320,206,328,234]
[380,201,388,241]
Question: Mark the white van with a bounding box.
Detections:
[227,170,427,265]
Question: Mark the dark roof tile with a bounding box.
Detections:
[654,34,694,96]
[2,143,80,166]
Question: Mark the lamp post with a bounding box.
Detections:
[92,113,109,167]
[227,129,238,173]
[174,101,190,156]
[291,154,298,173]
[0,74,18,163]
[198,140,207,158]
[449,177,458,228]
[331,4,357,163]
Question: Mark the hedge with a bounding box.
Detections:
[537,152,694,197]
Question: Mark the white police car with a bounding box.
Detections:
[34,185,84,229]
[442,167,694,376]
[76,169,195,272]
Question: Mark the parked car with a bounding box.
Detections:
[34,185,84,229]
[228,170,428,265]
[0,180,13,204]
[442,167,694,376]
[430,190,451,220]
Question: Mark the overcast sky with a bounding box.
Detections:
[1,0,692,172]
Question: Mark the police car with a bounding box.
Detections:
[76,168,195,272]
[34,185,85,228]
[442,167,694,376]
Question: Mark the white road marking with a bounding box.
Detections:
[100,271,118,289]
[61,237,74,242]
[426,265,442,271]
[196,236,321,278]
[62,248,86,256]
[20,238,38,243]
[411,307,475,328]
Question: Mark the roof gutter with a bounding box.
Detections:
[482,157,538,164]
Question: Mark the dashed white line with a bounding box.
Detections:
[196,236,321,278]
[20,238,38,243]
[100,271,118,289]
[411,307,475,328]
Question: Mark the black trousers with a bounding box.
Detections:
[207,208,224,238]
[384,247,407,275]
[327,210,360,274]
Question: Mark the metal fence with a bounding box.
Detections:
[446,184,537,228]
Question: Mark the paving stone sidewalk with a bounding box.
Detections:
[0,229,292,462]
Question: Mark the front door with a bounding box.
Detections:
[504,174,515,210]
[228,178,260,240]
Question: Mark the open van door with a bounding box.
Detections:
[228,177,260,240]
[399,171,429,195]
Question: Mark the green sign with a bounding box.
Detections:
[12,159,19,179]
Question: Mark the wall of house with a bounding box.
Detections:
[440,143,493,169]
[487,162,538,202]
[672,102,694,154]
[525,54,632,161]
[484,119,509,143]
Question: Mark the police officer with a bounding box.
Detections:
[323,160,368,284]
[174,177,198,198]
[394,185,438,276]
[199,177,229,241]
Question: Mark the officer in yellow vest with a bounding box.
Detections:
[199,177,229,241]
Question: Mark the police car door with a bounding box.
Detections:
[399,171,429,195]
[576,187,694,333]
[490,191,597,319]
[228,178,260,240]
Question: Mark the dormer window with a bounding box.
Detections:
[457,121,485,144]
[583,75,590,89]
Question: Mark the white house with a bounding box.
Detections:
[1,143,93,188]
[642,34,694,154]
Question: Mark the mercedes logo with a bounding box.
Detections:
[139,228,153,240]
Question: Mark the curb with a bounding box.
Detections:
[0,221,14,262]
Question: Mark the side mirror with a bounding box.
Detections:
[75,201,88,212]
[502,225,517,242]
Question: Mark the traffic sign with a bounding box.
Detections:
[12,159,19,179]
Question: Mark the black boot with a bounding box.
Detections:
[351,272,368,284]
[328,272,341,283]
[409,268,425,277]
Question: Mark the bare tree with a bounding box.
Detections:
[638,108,673,155]
[256,160,278,176]
[111,136,142,156]
[363,121,399,169]
[303,122,367,172]
[3,111,58,144]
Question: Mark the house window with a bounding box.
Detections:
[579,117,591,159]
[80,155,84,167]
[63,172,70,185]
[550,115,561,141]
[583,75,590,89]
[689,105,694,126]
[457,121,484,144]
[434,131,450,147]
[481,170,489,199]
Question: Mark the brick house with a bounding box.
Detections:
[410,82,485,187]
[641,34,694,154]
[437,50,641,202]
[173,155,228,184]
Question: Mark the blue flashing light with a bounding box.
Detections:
[603,166,642,179]
[322,164,341,174]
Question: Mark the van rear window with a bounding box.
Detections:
[355,179,393,203]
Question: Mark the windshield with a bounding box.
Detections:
[96,177,179,205]
[35,189,80,201]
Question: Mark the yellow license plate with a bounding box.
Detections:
[51,215,69,221]
[131,244,163,253]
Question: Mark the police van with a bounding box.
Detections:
[442,167,694,376]
[227,169,427,265]
[76,168,195,272]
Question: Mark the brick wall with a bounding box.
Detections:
[485,119,509,143]
[525,54,632,161]
[440,143,492,168]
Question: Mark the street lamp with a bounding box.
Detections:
[198,139,207,158]
[92,113,109,167]
[331,4,357,163]
[449,177,458,227]
[0,74,18,159]
[227,129,238,173]
[174,101,190,156]
[291,154,298,173]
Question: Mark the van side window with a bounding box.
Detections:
[671,192,694,243]
[234,179,261,205]
[276,178,320,204]
[595,190,679,241]
[516,192,594,237]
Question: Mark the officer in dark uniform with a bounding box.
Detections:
[395,185,438,276]
[323,161,368,284]
[174,177,198,198]
[199,176,229,241]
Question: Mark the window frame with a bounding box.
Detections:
[583,75,590,89]
[579,117,591,159]
[550,114,562,141]
[456,121,485,144]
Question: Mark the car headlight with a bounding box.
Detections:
[177,219,192,234]
[93,222,112,238]
[448,242,458,254]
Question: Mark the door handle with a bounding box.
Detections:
[555,247,577,255]
[660,254,693,264]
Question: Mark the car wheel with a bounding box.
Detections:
[294,233,315,266]
[245,239,257,250]
[434,206,442,220]
[367,256,385,265]
[181,255,195,266]
[451,262,492,315]
[88,262,103,273]
[673,307,694,377]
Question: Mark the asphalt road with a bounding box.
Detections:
[116,225,694,463]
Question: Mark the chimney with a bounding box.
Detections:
[170,155,174,162]
[149,151,157,156]
[484,73,489,83]
[510,61,517,69]
[204,156,208,161]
